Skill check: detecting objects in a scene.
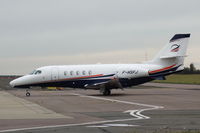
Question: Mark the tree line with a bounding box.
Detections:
[181,63,200,74]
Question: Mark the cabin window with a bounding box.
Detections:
[82,70,86,75]
[70,71,73,76]
[88,70,92,75]
[76,71,80,75]
[64,71,68,76]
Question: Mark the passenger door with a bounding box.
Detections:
[51,68,59,80]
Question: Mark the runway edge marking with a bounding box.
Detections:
[0,93,163,133]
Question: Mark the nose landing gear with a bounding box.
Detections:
[26,90,31,97]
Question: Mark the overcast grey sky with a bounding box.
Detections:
[0,0,200,74]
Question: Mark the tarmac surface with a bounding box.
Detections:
[0,83,200,133]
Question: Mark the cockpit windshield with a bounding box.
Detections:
[29,70,42,75]
[35,70,42,74]
[30,70,36,75]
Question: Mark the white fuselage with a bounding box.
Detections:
[10,64,162,89]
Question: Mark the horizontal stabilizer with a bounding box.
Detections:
[160,55,187,59]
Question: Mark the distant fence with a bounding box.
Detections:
[0,75,22,79]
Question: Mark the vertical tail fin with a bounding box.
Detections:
[150,34,190,70]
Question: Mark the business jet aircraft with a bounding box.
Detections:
[10,34,190,96]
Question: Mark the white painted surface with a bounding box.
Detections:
[0,91,69,119]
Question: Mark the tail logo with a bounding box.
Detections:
[171,44,180,52]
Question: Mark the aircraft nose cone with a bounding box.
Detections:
[9,80,16,88]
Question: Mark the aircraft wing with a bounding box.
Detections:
[84,75,122,89]
[84,80,110,89]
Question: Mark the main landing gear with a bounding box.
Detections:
[100,88,111,96]
[103,89,111,96]
[26,90,31,97]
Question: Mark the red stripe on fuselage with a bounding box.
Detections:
[149,64,176,74]
[61,74,104,81]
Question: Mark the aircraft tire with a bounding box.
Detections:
[26,92,31,97]
[103,89,111,96]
